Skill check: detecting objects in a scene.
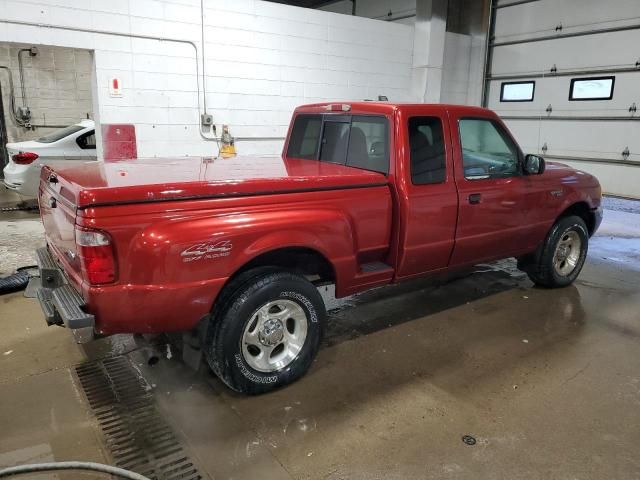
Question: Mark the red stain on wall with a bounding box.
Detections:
[101,124,137,161]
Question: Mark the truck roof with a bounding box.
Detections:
[294,101,493,117]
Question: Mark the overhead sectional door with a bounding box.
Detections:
[484,0,640,198]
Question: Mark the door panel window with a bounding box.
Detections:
[459,119,519,179]
[408,117,446,184]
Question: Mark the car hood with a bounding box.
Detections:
[544,161,600,187]
[42,155,388,208]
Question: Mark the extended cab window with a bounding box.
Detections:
[459,119,519,179]
[287,115,322,159]
[409,117,446,184]
[286,114,389,175]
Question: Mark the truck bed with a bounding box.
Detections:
[43,155,388,208]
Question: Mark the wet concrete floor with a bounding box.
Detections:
[1,195,640,479]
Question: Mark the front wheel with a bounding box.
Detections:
[205,270,326,395]
[522,215,589,288]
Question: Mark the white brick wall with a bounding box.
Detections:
[0,0,415,158]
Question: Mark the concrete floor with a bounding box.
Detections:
[1,189,640,479]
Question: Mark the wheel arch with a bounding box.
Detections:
[229,246,336,285]
[557,201,596,236]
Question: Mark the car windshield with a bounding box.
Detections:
[36,125,85,143]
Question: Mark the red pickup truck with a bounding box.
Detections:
[34,102,602,394]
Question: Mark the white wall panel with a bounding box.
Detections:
[1,0,415,157]
[489,0,640,198]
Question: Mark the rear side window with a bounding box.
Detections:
[76,130,96,149]
[408,117,446,184]
[286,113,389,175]
[287,115,322,159]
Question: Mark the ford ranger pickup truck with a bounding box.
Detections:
[33,102,603,394]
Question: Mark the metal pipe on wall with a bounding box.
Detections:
[17,48,31,107]
[0,65,25,126]
[0,18,284,142]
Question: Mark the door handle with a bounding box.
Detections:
[468,193,481,204]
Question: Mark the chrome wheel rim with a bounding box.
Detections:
[241,299,308,373]
[553,230,582,276]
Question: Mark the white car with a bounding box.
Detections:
[3,119,97,198]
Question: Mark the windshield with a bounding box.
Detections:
[36,125,85,143]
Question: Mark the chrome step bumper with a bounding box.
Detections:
[32,247,95,344]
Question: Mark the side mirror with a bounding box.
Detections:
[524,154,545,175]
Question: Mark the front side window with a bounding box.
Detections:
[408,116,446,184]
[459,118,519,179]
[286,113,389,175]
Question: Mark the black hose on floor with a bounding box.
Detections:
[0,461,151,479]
[0,266,37,295]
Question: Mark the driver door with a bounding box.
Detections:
[449,114,531,266]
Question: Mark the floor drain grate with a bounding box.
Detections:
[75,356,202,480]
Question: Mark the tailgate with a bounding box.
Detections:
[38,168,83,283]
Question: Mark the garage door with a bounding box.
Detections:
[484,0,640,199]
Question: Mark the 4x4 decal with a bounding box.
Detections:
[181,240,232,262]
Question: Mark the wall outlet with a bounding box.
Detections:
[200,114,213,126]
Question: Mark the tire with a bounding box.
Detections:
[205,270,326,395]
[523,215,589,288]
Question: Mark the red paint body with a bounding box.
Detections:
[38,103,602,337]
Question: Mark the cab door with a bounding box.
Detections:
[448,112,531,266]
[395,107,458,278]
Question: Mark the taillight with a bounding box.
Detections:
[12,152,39,165]
[75,227,117,285]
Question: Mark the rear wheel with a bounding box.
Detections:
[522,215,589,288]
[205,270,326,394]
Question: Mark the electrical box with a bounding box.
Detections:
[201,114,214,126]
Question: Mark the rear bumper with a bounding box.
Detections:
[32,247,95,344]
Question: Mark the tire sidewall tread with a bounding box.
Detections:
[528,215,589,288]
[206,271,325,395]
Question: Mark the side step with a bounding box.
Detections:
[355,262,394,286]
[360,262,393,274]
